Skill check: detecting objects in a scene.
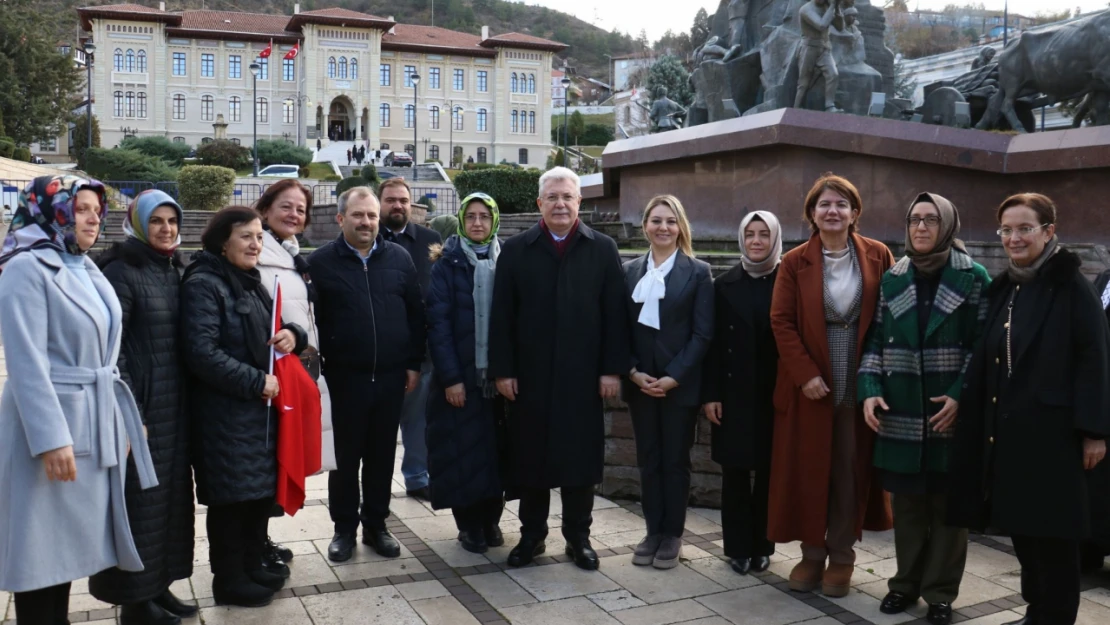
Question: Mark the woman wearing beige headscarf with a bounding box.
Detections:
[857,193,991,625]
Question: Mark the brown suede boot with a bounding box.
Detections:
[821,562,854,597]
[788,558,825,592]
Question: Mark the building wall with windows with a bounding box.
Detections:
[77,5,565,167]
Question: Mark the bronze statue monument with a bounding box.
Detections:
[794,0,843,112]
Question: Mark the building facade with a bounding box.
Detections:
[76,3,565,167]
[609,53,654,92]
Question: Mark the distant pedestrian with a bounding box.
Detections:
[316,139,322,152]
[346,149,352,166]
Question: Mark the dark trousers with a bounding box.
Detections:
[1011,535,1081,625]
[721,466,774,560]
[453,497,505,533]
[14,583,71,625]
[327,368,407,534]
[888,493,968,604]
[628,394,697,538]
[518,486,595,544]
[206,498,271,578]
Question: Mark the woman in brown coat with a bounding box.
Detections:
[768,173,894,598]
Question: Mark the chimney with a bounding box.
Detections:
[158,1,165,10]
[481,25,489,41]
[388,16,396,35]
[294,3,300,14]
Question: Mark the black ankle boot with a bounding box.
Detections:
[152,589,198,617]
[246,566,287,591]
[458,529,488,554]
[212,575,274,608]
[119,600,181,625]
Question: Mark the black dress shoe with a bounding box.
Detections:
[507,538,546,567]
[485,524,505,547]
[731,557,752,575]
[926,602,953,625]
[212,575,274,608]
[565,540,600,571]
[120,600,181,625]
[153,589,198,618]
[328,532,357,562]
[880,591,917,615]
[266,537,294,563]
[750,556,771,572]
[459,529,489,554]
[363,529,402,558]
[262,556,290,578]
[247,567,286,591]
[406,486,431,501]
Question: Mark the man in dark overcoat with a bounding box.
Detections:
[489,166,630,571]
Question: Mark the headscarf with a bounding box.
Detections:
[0,175,108,269]
[457,192,501,396]
[738,210,782,278]
[905,192,965,277]
[458,192,501,247]
[125,189,183,256]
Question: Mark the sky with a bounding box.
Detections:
[522,0,1110,42]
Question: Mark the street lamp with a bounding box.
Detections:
[84,42,96,154]
[561,73,571,167]
[249,61,261,176]
[411,72,420,181]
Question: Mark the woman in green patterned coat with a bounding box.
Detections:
[857,193,990,625]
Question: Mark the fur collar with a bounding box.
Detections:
[988,246,1082,295]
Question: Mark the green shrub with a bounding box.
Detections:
[336,176,370,196]
[177,165,236,212]
[352,168,360,176]
[360,163,379,183]
[546,148,567,170]
[581,123,614,146]
[298,165,311,178]
[424,159,442,165]
[119,136,191,166]
[196,139,252,171]
[453,168,543,214]
[11,147,31,162]
[462,162,498,171]
[417,195,437,212]
[322,174,342,182]
[85,148,178,182]
[256,139,313,167]
[0,139,16,159]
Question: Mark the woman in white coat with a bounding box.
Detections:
[0,175,156,623]
[253,179,333,574]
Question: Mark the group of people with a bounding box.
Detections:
[0,168,1108,625]
[347,145,368,167]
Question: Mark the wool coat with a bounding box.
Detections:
[0,248,156,593]
[767,232,895,546]
[489,223,630,489]
[702,266,779,469]
[257,231,335,472]
[425,236,504,510]
[1086,269,1110,553]
[88,239,194,604]
[948,249,1110,539]
[857,251,991,475]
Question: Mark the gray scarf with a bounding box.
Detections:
[1007,235,1059,283]
[460,236,501,396]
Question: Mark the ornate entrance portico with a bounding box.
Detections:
[328,96,356,141]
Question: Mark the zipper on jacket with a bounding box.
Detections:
[363,262,378,381]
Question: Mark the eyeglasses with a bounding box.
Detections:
[464,213,492,224]
[997,224,1050,239]
[543,194,578,204]
[907,216,941,228]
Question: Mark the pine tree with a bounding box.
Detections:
[71,114,101,170]
[646,55,694,107]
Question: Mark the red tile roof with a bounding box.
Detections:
[296,7,390,21]
[381,24,494,57]
[287,8,394,31]
[77,3,180,30]
[175,10,298,39]
[90,3,164,13]
[480,32,567,52]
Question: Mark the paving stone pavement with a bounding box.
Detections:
[2,337,1110,624]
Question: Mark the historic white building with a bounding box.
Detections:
[76,3,565,167]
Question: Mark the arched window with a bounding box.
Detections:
[172,137,186,143]
[338,57,347,79]
[256,97,268,123]
[125,49,135,72]
[327,57,336,78]
[230,96,241,122]
[528,74,536,94]
[125,91,135,117]
[511,110,519,133]
[113,49,123,72]
[452,107,464,131]
[172,94,186,120]
[529,111,536,134]
[137,92,147,118]
[477,147,487,163]
[201,95,214,121]
[405,104,415,129]
[113,91,123,117]
[137,50,147,73]
[518,148,529,165]
[350,59,358,80]
[429,145,439,161]
[511,72,518,93]
[430,106,440,130]
[476,108,487,132]
[379,103,390,127]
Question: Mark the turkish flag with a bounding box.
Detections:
[259,40,273,59]
[270,278,322,516]
[284,43,299,60]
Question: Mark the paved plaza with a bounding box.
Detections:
[2,339,1110,625]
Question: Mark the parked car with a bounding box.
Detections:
[258,164,300,178]
[384,152,413,167]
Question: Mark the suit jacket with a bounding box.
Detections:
[622,251,715,407]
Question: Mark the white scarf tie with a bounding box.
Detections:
[632,250,678,329]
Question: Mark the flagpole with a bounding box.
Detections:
[268,275,278,408]
[269,38,274,140]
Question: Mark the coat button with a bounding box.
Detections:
[989,436,995,444]
[888,337,894,343]
[727,373,732,378]
[729,325,734,331]
[992,397,997,404]
[995,358,1000,364]
[1016,285,1021,291]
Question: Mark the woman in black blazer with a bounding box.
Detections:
[623,194,714,570]
[702,211,782,576]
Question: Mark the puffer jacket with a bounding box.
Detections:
[88,239,194,603]
[180,251,306,506]
[424,235,504,510]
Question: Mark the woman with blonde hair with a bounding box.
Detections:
[622,195,714,569]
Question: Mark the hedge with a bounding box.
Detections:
[0,140,15,159]
[453,168,542,214]
[177,165,236,212]
[336,176,371,197]
[85,147,178,182]
[197,139,252,171]
[361,163,379,183]
[256,139,313,167]
[11,147,31,162]
[119,136,191,166]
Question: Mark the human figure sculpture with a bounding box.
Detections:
[794,0,842,112]
[728,0,751,49]
[648,87,688,132]
[970,46,996,70]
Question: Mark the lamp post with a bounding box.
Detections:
[84,42,96,153]
[448,99,455,169]
[249,61,261,176]
[561,74,571,167]
[422,137,430,162]
[411,72,420,181]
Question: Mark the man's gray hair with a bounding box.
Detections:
[538,166,581,198]
[337,185,377,215]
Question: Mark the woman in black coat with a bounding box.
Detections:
[948,193,1110,625]
[702,210,782,577]
[425,193,506,554]
[181,207,306,609]
[623,195,714,570]
[89,191,195,625]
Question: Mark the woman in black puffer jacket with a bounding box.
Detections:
[181,207,306,609]
[90,190,196,625]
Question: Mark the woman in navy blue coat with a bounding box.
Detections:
[425,193,507,554]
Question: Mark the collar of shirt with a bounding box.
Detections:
[386,225,409,238]
[343,237,377,264]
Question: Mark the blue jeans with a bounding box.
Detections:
[399,363,432,491]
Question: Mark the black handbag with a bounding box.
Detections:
[299,346,321,381]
